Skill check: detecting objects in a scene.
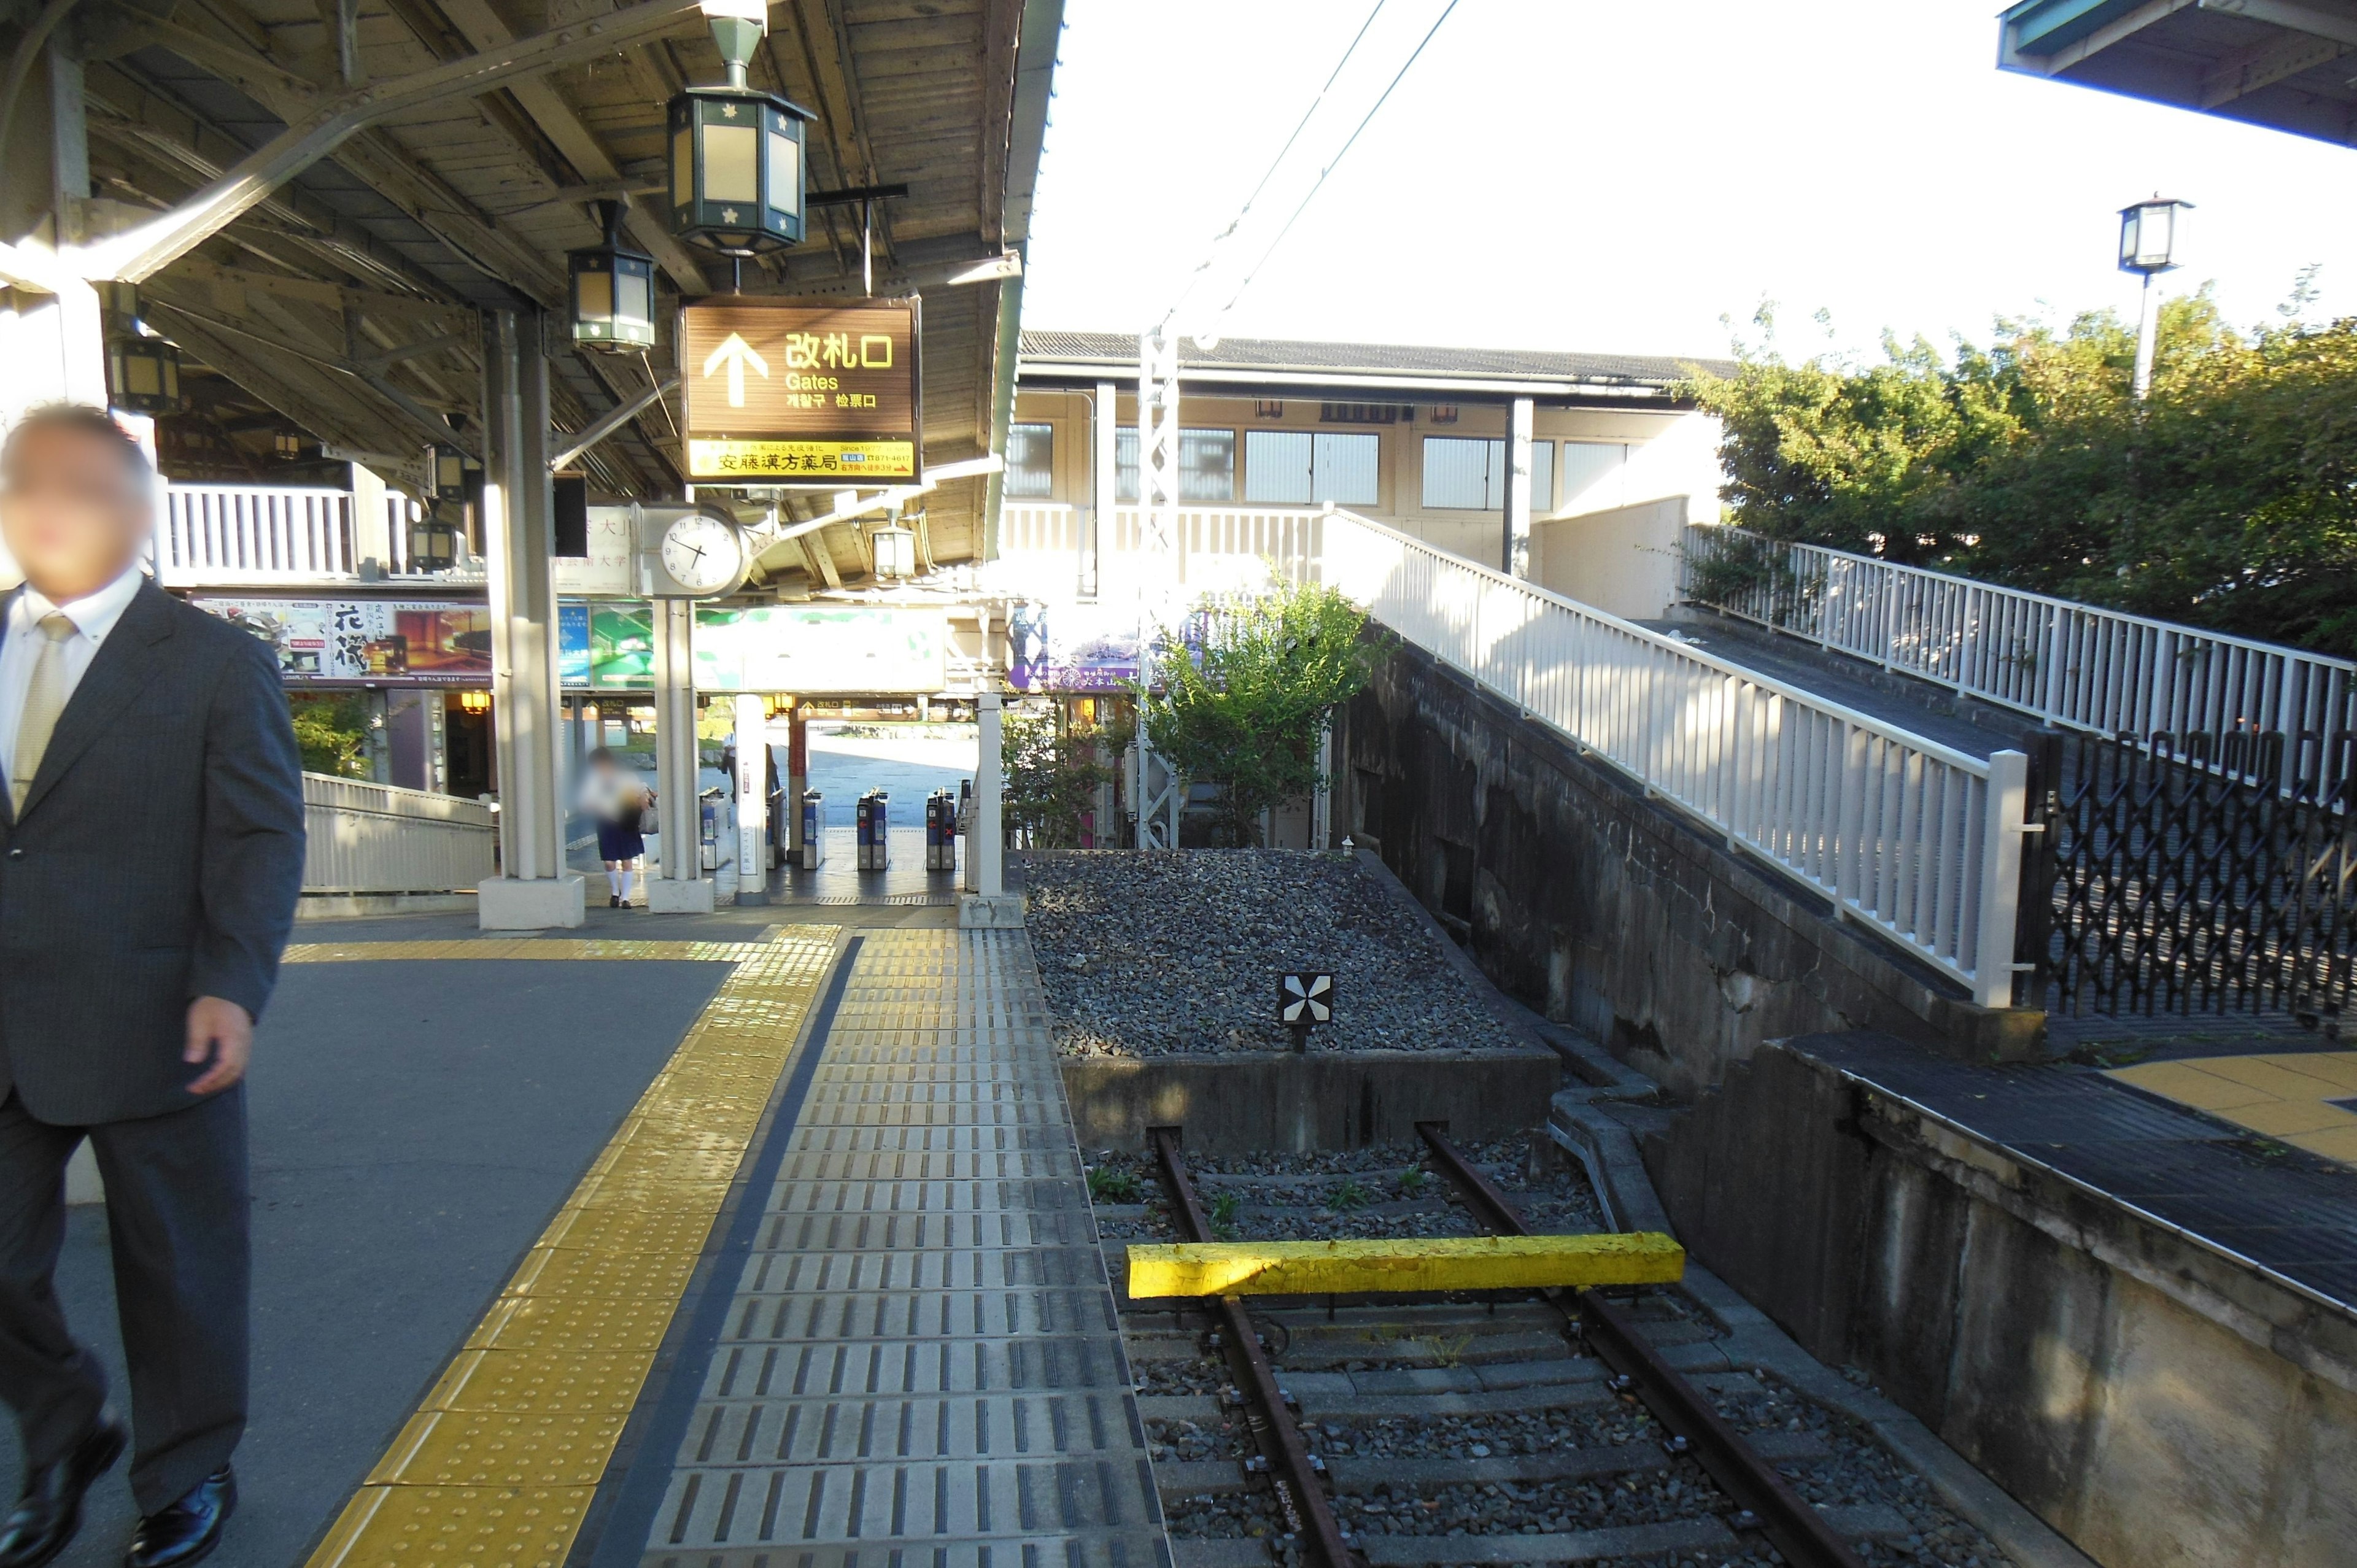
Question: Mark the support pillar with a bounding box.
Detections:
[786,705,809,859]
[1088,377,1116,600]
[477,307,584,929]
[1,34,106,438]
[1502,395,1534,579]
[647,597,713,913]
[959,691,1022,927]
[734,692,768,905]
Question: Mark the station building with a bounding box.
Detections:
[1008,333,1730,624]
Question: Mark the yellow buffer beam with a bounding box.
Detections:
[1126,1232,1685,1298]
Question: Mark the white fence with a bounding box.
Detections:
[1315,510,2029,1006]
[997,503,1325,598]
[157,485,427,584]
[1681,523,2356,768]
[303,773,497,895]
[161,485,355,581]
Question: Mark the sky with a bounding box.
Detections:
[1021,0,2357,365]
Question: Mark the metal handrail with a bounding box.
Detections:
[1681,522,2356,782]
[301,772,497,894]
[1317,508,2029,1006]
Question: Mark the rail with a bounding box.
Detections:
[1681,522,2356,783]
[1415,1124,1866,1568]
[1148,1127,1358,1568]
[302,772,497,895]
[1317,508,2029,1006]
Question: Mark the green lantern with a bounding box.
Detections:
[570,201,657,350]
[667,1,813,258]
[98,284,181,415]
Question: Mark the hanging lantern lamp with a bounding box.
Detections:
[667,0,813,258]
[570,201,658,350]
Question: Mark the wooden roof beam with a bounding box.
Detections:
[77,0,708,282]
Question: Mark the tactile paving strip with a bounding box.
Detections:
[302,929,841,1568]
[625,929,1172,1568]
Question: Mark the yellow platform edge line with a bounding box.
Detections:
[1125,1232,1686,1297]
[301,927,843,1568]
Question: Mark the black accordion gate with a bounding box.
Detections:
[2019,728,2357,1024]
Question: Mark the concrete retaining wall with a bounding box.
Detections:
[1644,1040,2357,1568]
[1059,1047,1560,1156]
[1332,639,2035,1100]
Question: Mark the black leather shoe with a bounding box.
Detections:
[0,1416,126,1568]
[125,1467,233,1568]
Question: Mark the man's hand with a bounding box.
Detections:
[184,997,254,1094]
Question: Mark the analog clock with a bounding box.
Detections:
[656,512,746,596]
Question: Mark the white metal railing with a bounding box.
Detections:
[162,485,354,581]
[303,772,497,895]
[1316,509,2029,1005]
[1681,523,2356,772]
[997,503,1325,596]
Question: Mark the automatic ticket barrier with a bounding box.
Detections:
[925,789,956,871]
[856,790,891,870]
[799,790,824,870]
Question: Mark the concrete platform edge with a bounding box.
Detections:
[1544,1083,2098,1568]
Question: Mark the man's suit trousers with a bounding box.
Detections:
[0,1087,246,1513]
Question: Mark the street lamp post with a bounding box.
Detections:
[2118,195,2193,400]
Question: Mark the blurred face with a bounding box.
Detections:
[0,423,150,601]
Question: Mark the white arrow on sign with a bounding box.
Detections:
[701,331,769,409]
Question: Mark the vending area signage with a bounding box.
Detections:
[679,297,922,483]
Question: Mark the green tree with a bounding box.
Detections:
[1682,289,2357,655]
[1002,709,1116,848]
[289,693,372,777]
[1140,580,1385,846]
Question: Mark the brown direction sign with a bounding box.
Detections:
[678,297,923,484]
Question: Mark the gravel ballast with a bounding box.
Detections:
[1018,850,1506,1057]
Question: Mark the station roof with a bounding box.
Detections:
[100,0,1061,584]
[1017,331,1733,404]
[1997,0,2357,144]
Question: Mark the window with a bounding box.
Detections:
[1422,436,1501,509]
[1313,432,1379,505]
[1558,441,1629,511]
[1245,431,1380,506]
[1005,423,1054,499]
[1245,431,1309,503]
[1117,428,1236,502]
[1420,437,1562,511]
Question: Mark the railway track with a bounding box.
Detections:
[1088,1132,2019,1568]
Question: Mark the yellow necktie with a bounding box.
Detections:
[12,613,78,815]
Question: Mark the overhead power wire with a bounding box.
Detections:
[1205,0,1460,330]
[1156,0,1389,336]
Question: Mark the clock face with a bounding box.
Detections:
[659,514,743,595]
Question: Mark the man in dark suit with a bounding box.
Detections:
[0,406,305,1568]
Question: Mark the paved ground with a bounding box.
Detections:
[2,955,733,1568]
[1636,616,2008,760]
[585,929,1166,1568]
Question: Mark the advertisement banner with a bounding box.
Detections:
[1004,601,1209,693]
[196,598,492,684]
[693,605,945,693]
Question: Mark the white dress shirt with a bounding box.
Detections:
[0,565,147,795]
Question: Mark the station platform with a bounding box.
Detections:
[1793,1025,2357,1311]
[7,899,1166,1568]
